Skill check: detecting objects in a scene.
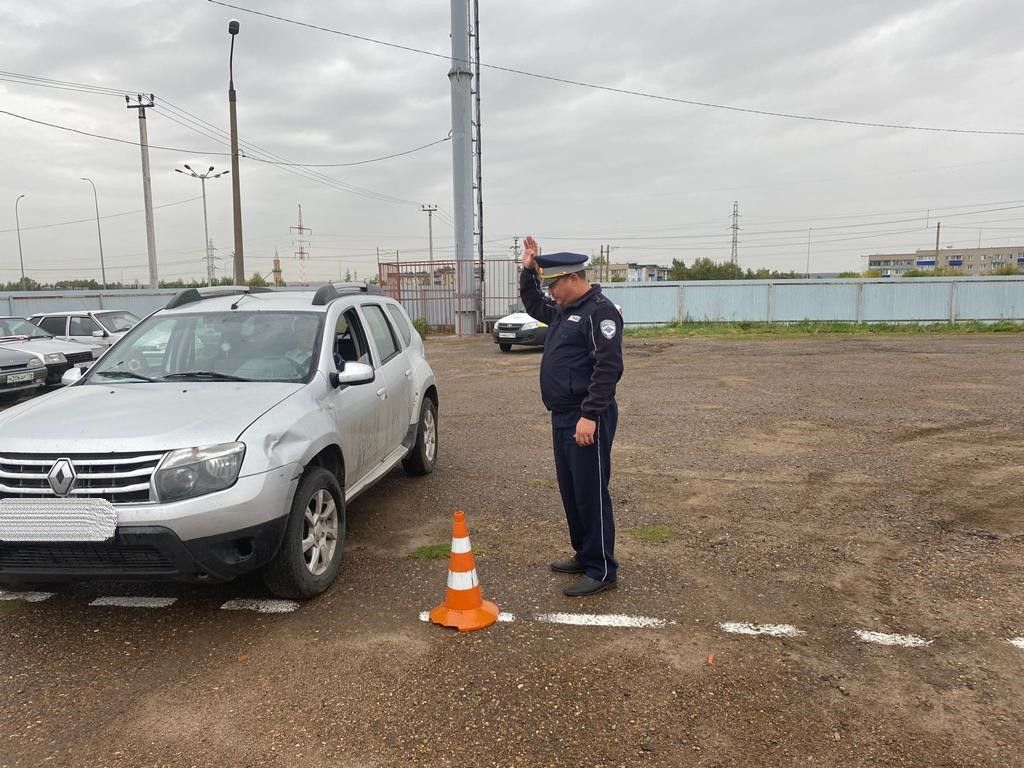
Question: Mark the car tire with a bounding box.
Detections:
[498,343,512,353]
[402,397,438,476]
[262,467,346,600]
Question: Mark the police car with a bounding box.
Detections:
[492,304,623,353]
[492,311,547,352]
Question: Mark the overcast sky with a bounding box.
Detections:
[1,0,1023,286]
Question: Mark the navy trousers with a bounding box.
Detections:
[550,401,618,582]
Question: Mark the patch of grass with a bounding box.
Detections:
[527,478,558,490]
[627,320,1024,340]
[630,525,676,544]
[408,543,451,560]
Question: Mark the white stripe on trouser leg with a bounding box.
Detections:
[450,536,472,554]
[447,569,479,590]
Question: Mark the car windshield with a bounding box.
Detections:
[87,311,324,384]
[97,311,140,333]
[0,317,51,340]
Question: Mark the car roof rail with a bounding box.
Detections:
[165,285,273,309]
[311,281,384,306]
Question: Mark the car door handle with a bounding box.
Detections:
[404,369,412,378]
[376,387,387,400]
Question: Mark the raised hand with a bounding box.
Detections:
[522,235,539,270]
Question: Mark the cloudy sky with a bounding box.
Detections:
[1,0,1023,286]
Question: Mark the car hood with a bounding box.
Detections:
[0,382,303,453]
[496,312,544,326]
[0,337,99,357]
[0,347,42,367]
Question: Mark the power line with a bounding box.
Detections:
[208,0,1024,137]
[0,196,202,235]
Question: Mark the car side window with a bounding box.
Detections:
[362,305,400,366]
[69,317,101,336]
[386,304,413,347]
[39,317,66,336]
[334,309,371,368]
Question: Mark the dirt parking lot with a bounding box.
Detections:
[1,332,1022,767]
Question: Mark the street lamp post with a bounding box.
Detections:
[175,164,229,285]
[227,19,245,285]
[805,226,813,279]
[14,194,26,289]
[80,178,107,289]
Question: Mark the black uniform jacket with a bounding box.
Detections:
[520,268,624,420]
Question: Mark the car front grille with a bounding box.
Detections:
[0,541,175,572]
[0,362,33,373]
[63,351,93,366]
[0,452,164,505]
[496,323,524,331]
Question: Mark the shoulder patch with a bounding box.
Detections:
[599,319,617,340]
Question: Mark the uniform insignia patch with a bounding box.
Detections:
[600,319,617,339]
[568,315,581,322]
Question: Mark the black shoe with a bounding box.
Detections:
[550,557,586,574]
[562,575,618,597]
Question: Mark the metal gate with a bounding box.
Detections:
[378,258,523,333]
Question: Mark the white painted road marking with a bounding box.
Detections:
[90,596,177,609]
[720,622,806,637]
[1008,637,1024,650]
[220,598,300,614]
[854,630,933,648]
[0,590,54,603]
[533,612,671,629]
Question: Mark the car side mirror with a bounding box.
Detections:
[329,361,374,389]
[61,367,84,386]
[92,330,106,338]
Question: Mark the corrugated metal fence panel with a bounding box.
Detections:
[862,281,952,322]
[600,284,677,325]
[0,290,177,319]
[682,282,770,322]
[771,281,860,322]
[955,279,1024,320]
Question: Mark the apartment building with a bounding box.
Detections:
[867,246,1024,276]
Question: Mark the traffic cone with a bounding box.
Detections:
[429,510,499,632]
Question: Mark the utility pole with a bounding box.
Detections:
[471,0,485,319]
[421,204,437,266]
[291,204,312,287]
[934,222,941,268]
[805,227,813,279]
[449,0,478,336]
[14,194,26,289]
[730,201,740,265]
[126,94,159,287]
[80,178,107,289]
[227,20,245,284]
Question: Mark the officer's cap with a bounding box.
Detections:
[535,252,589,286]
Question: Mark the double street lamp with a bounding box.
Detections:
[80,178,108,289]
[14,194,26,289]
[175,164,229,285]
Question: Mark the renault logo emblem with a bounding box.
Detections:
[47,459,77,496]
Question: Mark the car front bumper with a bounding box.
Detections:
[493,327,547,347]
[0,464,301,583]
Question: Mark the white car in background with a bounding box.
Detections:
[0,317,101,385]
[30,310,141,347]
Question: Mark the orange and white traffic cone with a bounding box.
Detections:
[429,510,499,632]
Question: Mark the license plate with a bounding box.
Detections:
[498,332,517,339]
[5,372,33,383]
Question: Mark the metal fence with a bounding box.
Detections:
[3,275,1021,330]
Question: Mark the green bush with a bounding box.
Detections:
[412,317,428,338]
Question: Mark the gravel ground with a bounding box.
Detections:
[0,333,1022,767]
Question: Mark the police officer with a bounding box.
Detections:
[519,235,624,596]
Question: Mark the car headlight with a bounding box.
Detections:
[44,353,67,364]
[154,442,246,502]
[521,320,540,330]
[90,348,101,359]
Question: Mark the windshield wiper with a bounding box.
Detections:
[163,371,252,382]
[95,370,160,382]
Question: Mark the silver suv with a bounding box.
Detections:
[0,285,438,599]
